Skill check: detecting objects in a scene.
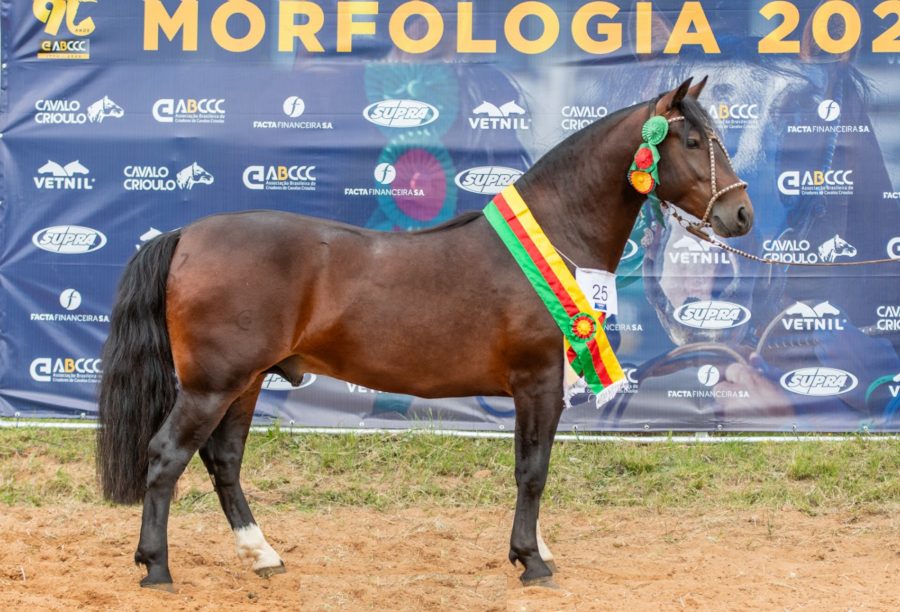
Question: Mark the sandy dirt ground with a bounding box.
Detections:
[1,504,898,611]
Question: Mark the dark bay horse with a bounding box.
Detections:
[97,78,753,590]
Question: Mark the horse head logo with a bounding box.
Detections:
[813,301,841,317]
[176,162,214,190]
[87,95,124,123]
[38,160,67,177]
[38,160,89,177]
[817,234,857,262]
[474,100,526,118]
[784,302,818,318]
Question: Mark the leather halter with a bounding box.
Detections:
[659,115,748,240]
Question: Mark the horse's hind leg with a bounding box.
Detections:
[508,370,565,587]
[198,378,285,577]
[135,389,234,590]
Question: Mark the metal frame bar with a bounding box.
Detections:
[1,420,897,442]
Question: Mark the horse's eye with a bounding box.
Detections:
[686,138,700,149]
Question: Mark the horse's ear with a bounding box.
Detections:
[655,78,693,115]
[800,0,857,63]
[687,75,708,100]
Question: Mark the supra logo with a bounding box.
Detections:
[261,373,317,391]
[34,96,123,124]
[363,99,439,128]
[153,98,225,124]
[469,100,530,130]
[455,167,522,195]
[30,356,102,383]
[668,235,732,265]
[561,105,608,131]
[697,365,720,387]
[243,165,316,191]
[123,163,213,191]
[778,170,854,196]
[34,160,94,190]
[780,367,858,396]
[781,301,845,331]
[674,300,751,330]
[33,225,106,254]
[818,99,841,122]
[887,237,900,260]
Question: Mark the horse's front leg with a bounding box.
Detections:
[508,370,565,587]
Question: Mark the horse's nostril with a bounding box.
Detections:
[737,206,748,226]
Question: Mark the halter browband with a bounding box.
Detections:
[628,114,748,236]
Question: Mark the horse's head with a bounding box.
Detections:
[651,78,754,239]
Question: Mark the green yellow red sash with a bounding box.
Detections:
[484,184,625,403]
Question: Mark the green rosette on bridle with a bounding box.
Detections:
[627,116,669,196]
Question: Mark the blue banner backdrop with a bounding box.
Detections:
[1,1,898,431]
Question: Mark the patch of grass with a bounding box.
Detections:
[0,427,897,516]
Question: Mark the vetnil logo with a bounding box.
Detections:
[34,160,94,190]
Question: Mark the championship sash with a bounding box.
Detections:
[484,184,625,405]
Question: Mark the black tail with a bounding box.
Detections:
[97,230,181,504]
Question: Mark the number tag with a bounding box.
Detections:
[576,268,618,316]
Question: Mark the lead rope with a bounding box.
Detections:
[668,210,900,266]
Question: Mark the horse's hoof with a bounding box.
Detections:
[140,580,176,593]
[521,574,559,589]
[545,559,558,574]
[254,562,286,578]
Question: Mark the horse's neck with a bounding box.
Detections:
[518,111,646,272]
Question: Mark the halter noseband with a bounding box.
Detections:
[628,114,748,238]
